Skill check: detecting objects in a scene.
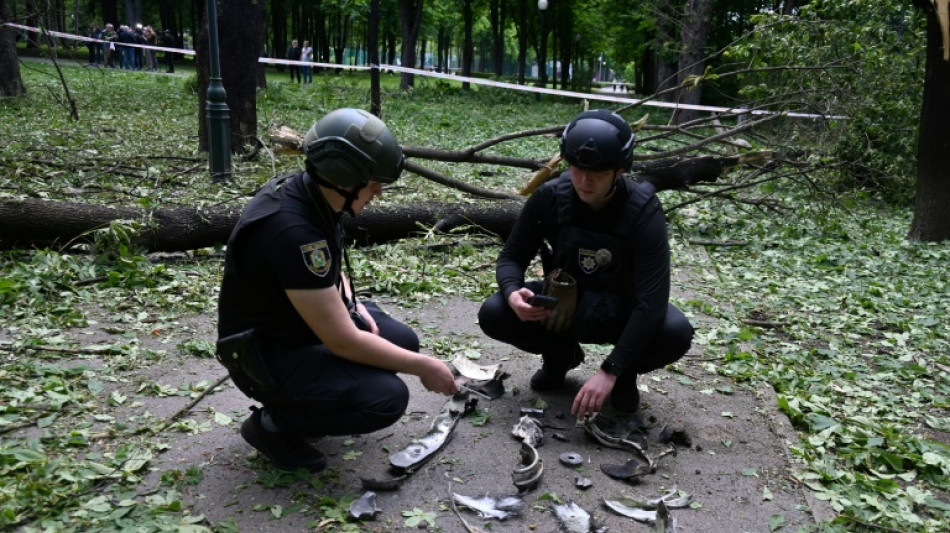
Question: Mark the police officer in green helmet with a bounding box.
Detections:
[217,108,458,473]
[478,109,694,421]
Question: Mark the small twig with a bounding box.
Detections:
[739,318,788,329]
[0,343,121,355]
[843,517,912,533]
[688,239,747,247]
[150,374,230,436]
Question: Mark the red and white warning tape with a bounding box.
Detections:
[4,22,842,119]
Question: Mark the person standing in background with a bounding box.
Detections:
[301,40,313,85]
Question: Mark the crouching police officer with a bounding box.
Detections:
[217,108,458,472]
[478,109,694,421]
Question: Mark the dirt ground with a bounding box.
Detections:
[98,257,834,532]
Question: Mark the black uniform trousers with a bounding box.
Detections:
[261,302,414,438]
[478,281,693,394]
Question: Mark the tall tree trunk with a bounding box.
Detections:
[0,0,26,97]
[490,0,502,76]
[516,0,527,84]
[672,0,712,124]
[197,0,264,155]
[462,0,472,89]
[370,0,381,117]
[100,0,118,27]
[908,0,950,241]
[558,4,572,90]
[398,0,422,89]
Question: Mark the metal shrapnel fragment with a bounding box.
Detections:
[603,499,657,523]
[389,396,475,473]
[657,499,678,533]
[349,491,379,520]
[559,451,584,467]
[359,475,407,491]
[552,501,595,533]
[452,493,522,520]
[511,442,543,492]
[600,457,651,480]
[511,415,544,448]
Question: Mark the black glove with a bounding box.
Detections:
[541,269,577,333]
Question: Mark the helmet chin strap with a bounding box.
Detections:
[308,172,366,217]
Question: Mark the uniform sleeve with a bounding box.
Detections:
[495,185,555,301]
[254,214,339,291]
[604,195,671,374]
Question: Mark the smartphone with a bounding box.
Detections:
[527,294,558,309]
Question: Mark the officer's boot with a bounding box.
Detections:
[241,406,327,472]
[609,371,641,413]
[530,342,585,392]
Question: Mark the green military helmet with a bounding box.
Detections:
[302,108,405,188]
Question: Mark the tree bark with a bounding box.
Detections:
[0,198,522,252]
[672,0,713,124]
[908,0,950,241]
[0,0,27,97]
[0,152,762,253]
[196,0,265,155]
[398,0,423,89]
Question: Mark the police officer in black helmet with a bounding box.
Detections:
[478,109,694,420]
[217,108,458,472]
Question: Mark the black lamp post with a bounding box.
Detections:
[538,0,548,91]
[205,0,231,181]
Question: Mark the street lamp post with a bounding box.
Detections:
[205,0,231,181]
[538,0,548,92]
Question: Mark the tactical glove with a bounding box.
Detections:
[541,269,577,333]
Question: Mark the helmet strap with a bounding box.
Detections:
[306,171,366,217]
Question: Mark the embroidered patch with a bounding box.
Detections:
[300,240,331,277]
[578,248,599,274]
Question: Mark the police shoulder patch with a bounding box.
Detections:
[300,240,332,277]
[578,248,599,274]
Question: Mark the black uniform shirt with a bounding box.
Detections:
[217,173,343,347]
[496,172,671,373]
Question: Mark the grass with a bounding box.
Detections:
[1,60,949,533]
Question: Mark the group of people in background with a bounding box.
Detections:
[86,23,178,74]
[287,39,314,84]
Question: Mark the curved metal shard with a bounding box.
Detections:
[389,396,475,472]
[511,442,543,491]
[603,499,657,523]
[600,457,651,480]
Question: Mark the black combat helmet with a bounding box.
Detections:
[303,108,405,188]
[559,109,635,171]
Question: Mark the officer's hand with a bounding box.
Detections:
[355,302,379,335]
[541,270,577,333]
[507,287,549,322]
[418,357,460,396]
[571,370,617,421]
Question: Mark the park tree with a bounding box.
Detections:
[0,0,26,97]
[398,0,423,88]
[196,0,265,155]
[908,0,950,241]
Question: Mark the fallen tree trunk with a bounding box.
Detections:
[0,197,523,252]
[0,153,771,252]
